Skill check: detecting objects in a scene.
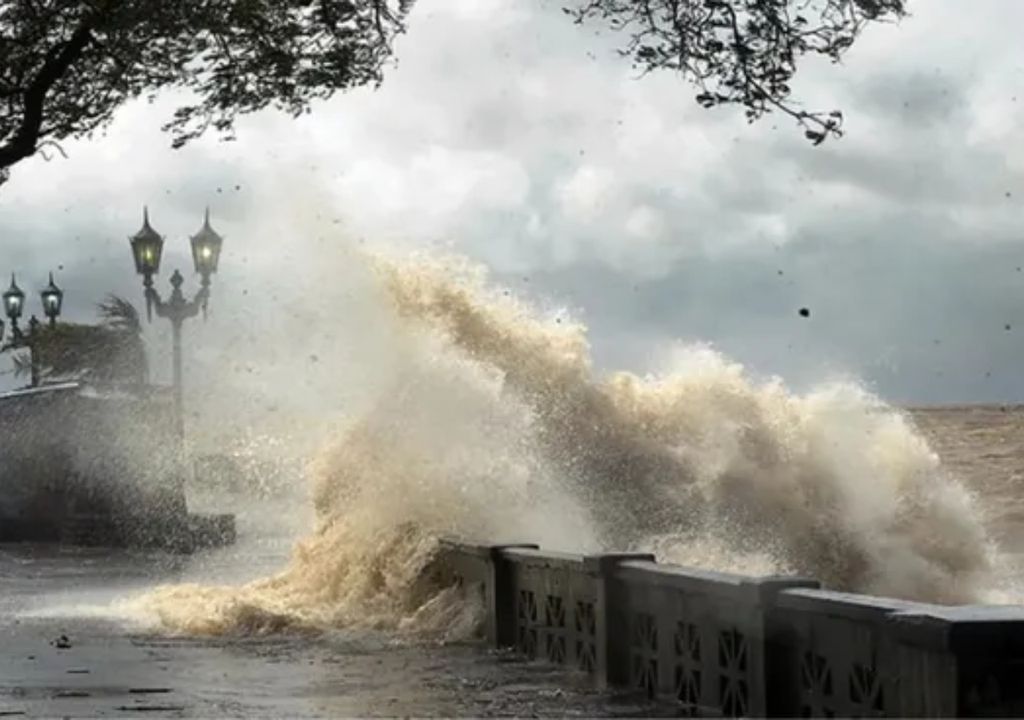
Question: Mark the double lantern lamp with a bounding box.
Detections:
[0,271,63,388]
[0,271,64,343]
[130,206,223,321]
[128,206,224,454]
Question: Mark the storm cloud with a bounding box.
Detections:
[0,0,1023,406]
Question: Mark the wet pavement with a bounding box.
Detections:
[0,539,663,718]
[1,616,639,717]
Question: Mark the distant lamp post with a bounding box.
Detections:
[0,272,63,387]
[129,206,223,465]
[189,208,223,319]
[3,274,25,336]
[41,272,63,328]
[130,206,165,322]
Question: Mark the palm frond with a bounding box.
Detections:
[4,294,149,385]
[11,350,32,378]
[97,295,142,335]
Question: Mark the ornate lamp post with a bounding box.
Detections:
[129,207,164,323]
[2,274,25,339]
[0,272,63,387]
[41,272,64,328]
[128,207,223,464]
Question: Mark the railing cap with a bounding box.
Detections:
[776,587,928,619]
[583,552,656,574]
[437,538,539,558]
[889,605,1024,653]
[611,559,818,603]
[498,546,585,564]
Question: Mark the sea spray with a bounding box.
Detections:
[141,248,996,637]
[381,255,994,600]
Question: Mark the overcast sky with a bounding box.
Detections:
[1,0,1023,408]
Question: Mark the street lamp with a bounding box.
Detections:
[130,206,165,322]
[41,272,63,328]
[3,274,25,337]
[190,208,223,319]
[0,272,63,387]
[129,207,223,496]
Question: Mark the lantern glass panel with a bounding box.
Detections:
[191,236,221,276]
[3,278,24,320]
[41,281,62,318]
[131,234,163,275]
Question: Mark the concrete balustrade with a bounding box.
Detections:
[769,588,930,717]
[437,539,1024,718]
[610,559,817,716]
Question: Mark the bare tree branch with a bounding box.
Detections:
[0,0,902,188]
[565,0,906,144]
[0,0,414,186]
[0,18,93,168]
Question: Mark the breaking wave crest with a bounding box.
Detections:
[141,250,997,637]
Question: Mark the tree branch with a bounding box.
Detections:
[0,20,94,169]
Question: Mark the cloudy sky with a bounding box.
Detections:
[1,0,1023,408]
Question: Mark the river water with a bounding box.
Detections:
[911,406,1024,550]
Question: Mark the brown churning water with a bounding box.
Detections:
[140,250,1005,637]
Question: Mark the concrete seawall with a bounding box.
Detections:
[437,540,1024,717]
[0,381,235,552]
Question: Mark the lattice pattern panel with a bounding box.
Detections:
[674,621,702,716]
[543,594,567,664]
[800,651,835,718]
[718,628,750,718]
[516,589,538,659]
[849,661,884,717]
[631,612,659,699]
[963,674,1003,715]
[574,600,597,673]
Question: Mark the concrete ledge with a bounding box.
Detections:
[437,538,1024,718]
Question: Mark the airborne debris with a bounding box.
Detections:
[799,307,810,318]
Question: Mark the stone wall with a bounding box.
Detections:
[0,382,183,542]
[438,539,1024,718]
